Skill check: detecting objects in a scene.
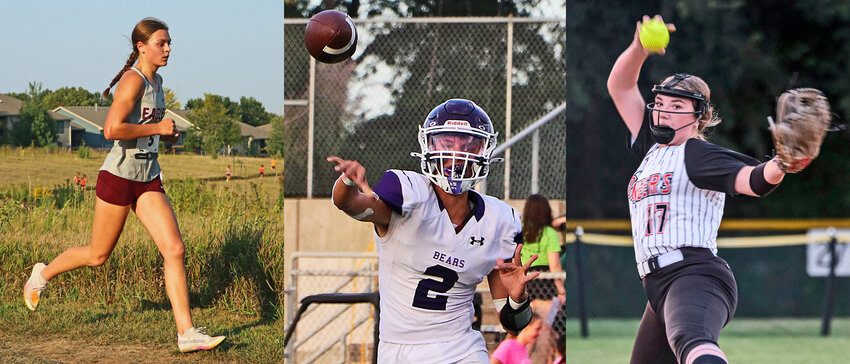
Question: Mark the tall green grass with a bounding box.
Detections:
[0,177,284,360]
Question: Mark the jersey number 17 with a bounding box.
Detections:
[645,203,669,236]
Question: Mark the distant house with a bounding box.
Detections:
[237,122,270,156]
[0,94,24,142]
[52,106,194,149]
[51,111,78,148]
[1,93,75,146]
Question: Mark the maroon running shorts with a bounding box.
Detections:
[95,170,165,206]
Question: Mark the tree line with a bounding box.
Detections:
[565,0,850,218]
[3,82,284,157]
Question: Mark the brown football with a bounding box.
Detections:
[304,10,358,64]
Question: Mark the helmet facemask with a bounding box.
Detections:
[413,126,498,195]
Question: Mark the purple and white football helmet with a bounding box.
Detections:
[411,99,499,195]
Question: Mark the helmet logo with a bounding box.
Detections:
[445,120,470,127]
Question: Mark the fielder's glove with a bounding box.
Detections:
[768,88,832,173]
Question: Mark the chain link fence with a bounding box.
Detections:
[284,17,566,200]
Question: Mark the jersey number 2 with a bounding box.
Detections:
[645,203,669,236]
[412,265,458,311]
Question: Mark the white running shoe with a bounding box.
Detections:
[23,263,47,311]
[177,327,226,353]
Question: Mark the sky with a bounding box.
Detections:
[0,0,284,114]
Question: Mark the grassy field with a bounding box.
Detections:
[565,318,850,363]
[0,147,285,363]
[0,146,282,195]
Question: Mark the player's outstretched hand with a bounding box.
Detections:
[327,156,373,195]
[495,244,540,303]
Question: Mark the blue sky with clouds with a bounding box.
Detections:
[1,0,283,114]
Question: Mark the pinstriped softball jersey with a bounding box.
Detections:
[627,112,760,265]
[628,142,725,263]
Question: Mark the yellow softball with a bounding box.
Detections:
[639,19,670,51]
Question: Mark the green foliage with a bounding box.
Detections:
[4,92,29,103]
[0,199,21,231]
[288,0,539,18]
[248,140,260,157]
[188,94,242,156]
[286,1,565,197]
[186,94,273,127]
[183,126,203,153]
[42,86,105,110]
[19,82,56,147]
[76,141,91,159]
[0,178,283,317]
[564,0,850,218]
[266,115,285,157]
[9,118,32,147]
[239,96,273,126]
[186,94,240,120]
[163,87,181,110]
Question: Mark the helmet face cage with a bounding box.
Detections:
[647,73,708,119]
[414,100,498,195]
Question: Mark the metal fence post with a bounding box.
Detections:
[574,226,589,338]
[503,14,513,199]
[531,129,539,194]
[306,56,316,198]
[820,227,838,336]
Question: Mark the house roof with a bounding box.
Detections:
[53,106,191,131]
[0,94,23,116]
[239,122,270,140]
[48,110,71,121]
[254,123,271,139]
[167,109,195,130]
[53,106,109,130]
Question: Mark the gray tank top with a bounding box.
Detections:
[100,67,165,182]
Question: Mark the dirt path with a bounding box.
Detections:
[0,332,200,364]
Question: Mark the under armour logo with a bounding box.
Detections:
[469,236,485,246]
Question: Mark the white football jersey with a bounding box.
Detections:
[371,170,520,351]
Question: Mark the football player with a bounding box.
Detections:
[328,99,539,363]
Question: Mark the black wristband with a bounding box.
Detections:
[749,162,779,196]
[499,298,532,334]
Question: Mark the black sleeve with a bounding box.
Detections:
[627,109,655,159]
[684,139,761,195]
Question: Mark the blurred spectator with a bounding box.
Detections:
[490,314,543,364]
[520,194,566,312]
[552,332,566,364]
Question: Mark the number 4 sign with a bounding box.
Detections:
[806,228,850,277]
